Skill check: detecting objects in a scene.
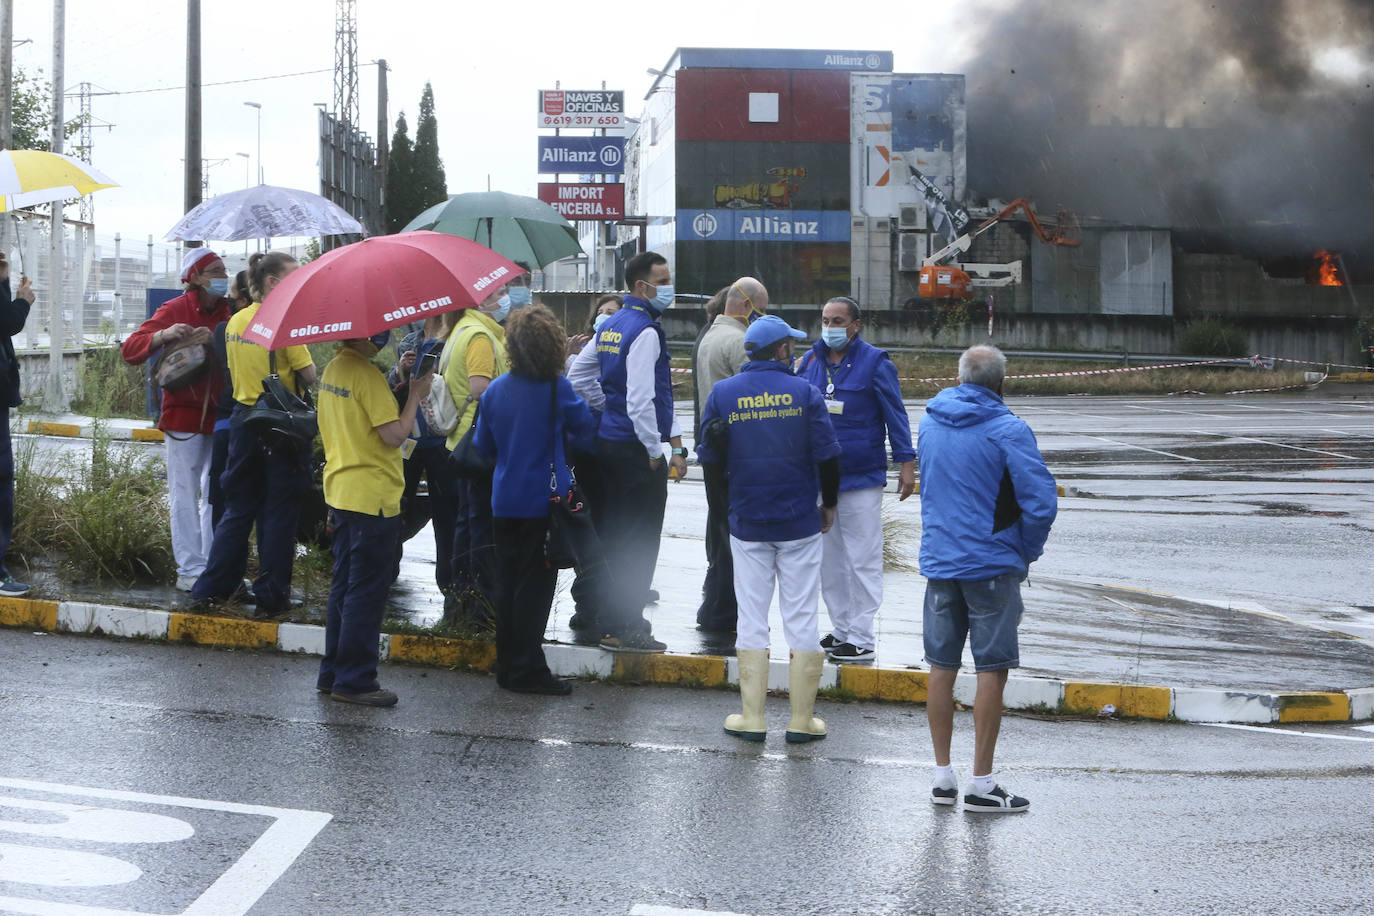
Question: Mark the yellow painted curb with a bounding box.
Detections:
[612,653,727,686]
[168,613,279,649]
[388,634,496,671]
[1277,692,1351,723]
[838,666,929,703]
[131,428,165,442]
[27,421,82,437]
[1063,682,1172,719]
[0,597,59,630]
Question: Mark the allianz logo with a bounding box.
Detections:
[824,53,882,69]
[691,212,822,238]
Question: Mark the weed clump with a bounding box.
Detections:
[1176,319,1248,357]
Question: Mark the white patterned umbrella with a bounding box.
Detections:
[164,184,365,242]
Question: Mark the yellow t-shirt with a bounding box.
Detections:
[318,346,403,517]
[226,303,315,405]
[440,310,508,449]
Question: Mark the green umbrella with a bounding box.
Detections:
[402,191,583,269]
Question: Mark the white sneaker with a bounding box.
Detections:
[175,575,198,592]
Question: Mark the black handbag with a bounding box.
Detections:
[238,351,317,453]
[544,380,597,570]
[448,398,494,479]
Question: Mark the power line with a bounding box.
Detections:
[63,65,361,98]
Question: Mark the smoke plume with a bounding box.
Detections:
[958,0,1374,276]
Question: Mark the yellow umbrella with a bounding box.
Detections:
[0,149,118,213]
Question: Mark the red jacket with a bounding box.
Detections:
[121,290,230,434]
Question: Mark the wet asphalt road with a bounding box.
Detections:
[3,630,1373,915]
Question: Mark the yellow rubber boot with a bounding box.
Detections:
[785,650,827,743]
[724,649,769,741]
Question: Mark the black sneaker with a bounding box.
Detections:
[962,785,1029,813]
[829,642,875,664]
[931,785,959,806]
[0,576,31,597]
[599,631,667,654]
[331,688,398,707]
[819,634,840,651]
[503,676,573,696]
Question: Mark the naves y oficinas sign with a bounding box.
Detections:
[538,90,625,129]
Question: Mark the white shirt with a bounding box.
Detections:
[567,338,604,410]
[624,328,681,459]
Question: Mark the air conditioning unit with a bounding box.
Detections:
[898,233,926,272]
[898,204,925,231]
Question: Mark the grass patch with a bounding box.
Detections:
[889,352,1307,398]
[380,615,495,642]
[883,510,918,572]
[1176,319,1247,357]
[817,685,860,702]
[73,346,149,419]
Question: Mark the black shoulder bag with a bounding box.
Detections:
[448,396,495,479]
[544,379,597,570]
[239,350,318,454]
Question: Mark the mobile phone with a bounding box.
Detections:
[416,351,439,378]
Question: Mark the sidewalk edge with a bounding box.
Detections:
[3,597,1370,725]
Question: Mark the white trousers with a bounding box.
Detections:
[165,433,215,579]
[730,532,823,652]
[820,486,885,650]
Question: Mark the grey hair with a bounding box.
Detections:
[958,345,1007,390]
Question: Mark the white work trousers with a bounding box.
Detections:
[820,485,885,651]
[730,532,823,652]
[164,432,215,579]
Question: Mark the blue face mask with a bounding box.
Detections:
[369,329,391,350]
[488,296,512,324]
[508,286,532,307]
[593,313,611,333]
[822,327,851,350]
[642,282,675,315]
[206,277,230,297]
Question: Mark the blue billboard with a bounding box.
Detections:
[676,209,850,243]
[677,48,893,72]
[536,137,625,174]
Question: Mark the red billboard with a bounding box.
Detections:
[537,182,625,220]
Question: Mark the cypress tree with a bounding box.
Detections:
[411,83,448,212]
[385,110,416,233]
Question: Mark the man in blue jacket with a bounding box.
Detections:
[699,316,842,744]
[918,345,1057,813]
[797,296,915,664]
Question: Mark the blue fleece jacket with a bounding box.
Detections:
[474,373,597,518]
[917,383,1057,579]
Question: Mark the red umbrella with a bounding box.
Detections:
[241,230,526,349]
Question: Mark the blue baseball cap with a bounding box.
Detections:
[744,315,807,352]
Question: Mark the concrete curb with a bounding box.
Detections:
[1,596,1369,725]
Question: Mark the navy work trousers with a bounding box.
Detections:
[402,442,455,592]
[695,471,738,631]
[451,475,496,617]
[192,406,310,611]
[492,516,556,689]
[0,405,12,577]
[594,438,667,635]
[318,509,401,695]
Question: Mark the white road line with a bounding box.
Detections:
[1121,404,1220,418]
[1354,725,1374,734]
[1072,433,1198,461]
[1188,430,1359,460]
[1201,724,1374,743]
[630,906,756,916]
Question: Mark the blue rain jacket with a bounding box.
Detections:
[797,336,914,491]
[917,383,1057,579]
[698,360,841,542]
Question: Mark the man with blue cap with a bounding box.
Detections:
[698,315,842,743]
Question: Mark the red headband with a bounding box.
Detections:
[182,252,220,283]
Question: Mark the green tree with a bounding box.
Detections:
[384,110,415,233]
[410,83,447,212]
[6,67,82,151]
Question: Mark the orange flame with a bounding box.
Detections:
[1314,250,1343,286]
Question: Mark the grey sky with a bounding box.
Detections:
[10,0,973,240]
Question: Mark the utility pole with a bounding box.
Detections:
[46,0,66,410]
[376,58,387,233]
[1,0,13,150]
[184,0,202,248]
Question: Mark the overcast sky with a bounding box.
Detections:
[9,0,978,242]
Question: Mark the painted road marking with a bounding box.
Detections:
[1201,724,1374,743]
[1187,430,1359,460]
[630,906,756,916]
[1072,433,1198,461]
[0,777,331,916]
[1354,725,1374,733]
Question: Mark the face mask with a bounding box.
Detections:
[642,282,675,314]
[508,286,532,307]
[593,313,611,333]
[822,327,850,350]
[488,296,511,323]
[747,304,765,324]
[369,329,391,350]
[206,277,230,297]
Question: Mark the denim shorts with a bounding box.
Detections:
[922,573,1024,672]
